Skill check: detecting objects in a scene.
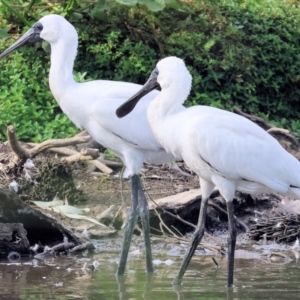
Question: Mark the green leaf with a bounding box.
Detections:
[165,0,179,9]
[71,12,83,20]
[204,39,216,51]
[0,29,8,39]
[116,0,138,6]
[138,0,165,11]
[31,199,64,208]
[97,0,108,10]
[91,8,107,20]
[104,148,115,158]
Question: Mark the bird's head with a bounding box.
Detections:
[0,14,77,60]
[116,56,192,118]
[156,56,191,90]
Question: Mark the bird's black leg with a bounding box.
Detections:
[136,175,154,273]
[173,197,209,285]
[226,200,236,287]
[116,174,139,276]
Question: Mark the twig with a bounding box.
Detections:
[145,188,224,252]
[208,200,249,232]
[159,222,167,238]
[153,203,181,238]
[27,143,113,174]
[146,191,196,229]
[212,257,220,269]
[171,225,184,237]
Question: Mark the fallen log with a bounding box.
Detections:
[149,189,248,234]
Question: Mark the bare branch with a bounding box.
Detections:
[208,200,249,232]
[7,125,30,158]
[28,135,91,157]
[89,159,113,174]
[62,148,99,163]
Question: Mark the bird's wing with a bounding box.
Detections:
[88,81,166,151]
[182,108,300,192]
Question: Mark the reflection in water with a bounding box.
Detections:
[116,273,153,300]
[0,251,300,299]
[227,287,234,300]
[172,283,186,300]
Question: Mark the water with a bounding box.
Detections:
[1,247,300,300]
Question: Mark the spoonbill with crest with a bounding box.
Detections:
[0,15,184,276]
[116,56,300,287]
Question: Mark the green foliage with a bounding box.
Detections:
[104,148,116,158]
[0,0,300,142]
[0,43,78,141]
[0,28,8,39]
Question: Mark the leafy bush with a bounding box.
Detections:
[0,43,78,141]
[0,0,300,141]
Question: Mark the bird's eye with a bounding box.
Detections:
[36,23,43,30]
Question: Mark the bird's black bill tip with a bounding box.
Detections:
[115,67,160,118]
[116,100,138,118]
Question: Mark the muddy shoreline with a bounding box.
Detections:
[0,134,300,260]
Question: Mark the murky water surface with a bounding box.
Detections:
[1,240,300,300]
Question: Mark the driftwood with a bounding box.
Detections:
[35,146,115,174]
[6,126,113,174]
[7,125,91,159]
[89,159,113,174]
[149,189,247,232]
[147,189,250,255]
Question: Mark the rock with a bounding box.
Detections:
[0,188,94,256]
[0,223,30,257]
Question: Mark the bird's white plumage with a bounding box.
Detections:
[37,15,182,175]
[140,56,300,286]
[147,57,300,200]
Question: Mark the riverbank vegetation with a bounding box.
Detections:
[0,0,299,141]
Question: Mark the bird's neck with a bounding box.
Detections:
[148,83,189,146]
[49,40,77,101]
[148,82,189,122]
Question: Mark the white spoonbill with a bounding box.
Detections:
[0,15,184,276]
[116,56,300,287]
